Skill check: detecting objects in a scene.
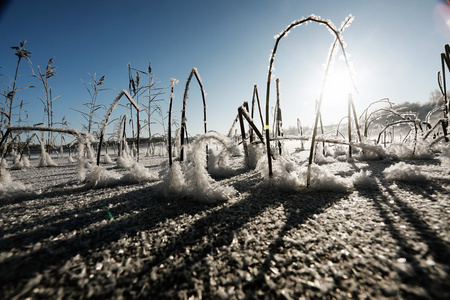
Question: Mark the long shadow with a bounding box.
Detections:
[392,179,449,202]
[366,161,450,298]
[381,182,450,264]
[241,189,348,299]
[122,188,280,298]
[0,183,212,294]
[128,187,348,298]
[0,182,146,239]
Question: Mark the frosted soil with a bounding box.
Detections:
[1,144,450,299]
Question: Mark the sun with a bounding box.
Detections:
[321,66,356,124]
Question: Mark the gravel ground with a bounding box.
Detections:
[1,153,450,299]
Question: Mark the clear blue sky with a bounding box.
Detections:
[1,0,449,138]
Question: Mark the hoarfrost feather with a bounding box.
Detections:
[383,162,428,182]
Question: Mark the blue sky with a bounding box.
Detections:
[1,0,449,138]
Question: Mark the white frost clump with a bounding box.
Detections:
[162,132,236,203]
[247,143,264,169]
[116,154,134,169]
[304,164,350,191]
[116,142,134,168]
[11,156,31,170]
[162,161,187,195]
[122,163,158,184]
[383,162,428,182]
[39,152,57,167]
[68,155,76,163]
[356,142,388,160]
[103,153,113,164]
[77,159,88,182]
[0,159,8,168]
[84,165,121,188]
[386,141,433,160]
[207,145,236,177]
[257,156,350,192]
[314,144,336,164]
[0,169,34,198]
[352,170,378,189]
[257,155,305,191]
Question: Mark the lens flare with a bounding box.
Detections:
[434,3,450,39]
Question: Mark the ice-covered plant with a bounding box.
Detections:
[437,44,450,139]
[69,74,107,140]
[167,78,179,166]
[0,167,32,198]
[262,15,355,183]
[237,102,265,168]
[0,41,33,164]
[179,68,207,162]
[5,41,32,127]
[96,89,139,165]
[34,57,60,152]
[163,131,236,203]
[383,162,428,182]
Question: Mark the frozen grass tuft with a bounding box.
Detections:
[386,141,434,160]
[383,162,428,182]
[102,154,113,164]
[162,132,237,203]
[257,154,350,192]
[84,165,121,188]
[1,160,8,169]
[116,155,134,169]
[207,147,236,178]
[121,162,158,184]
[11,156,31,170]
[352,170,378,189]
[161,161,187,195]
[314,144,336,164]
[39,152,57,167]
[257,155,305,191]
[304,164,350,191]
[247,143,264,170]
[0,169,35,198]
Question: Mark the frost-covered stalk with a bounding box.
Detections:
[359,98,393,138]
[348,94,352,157]
[273,78,283,156]
[349,94,362,143]
[439,44,450,141]
[37,131,57,167]
[117,115,127,158]
[167,78,178,166]
[96,89,139,165]
[251,84,265,137]
[127,64,136,143]
[376,119,419,144]
[3,126,91,156]
[180,68,207,162]
[264,15,355,178]
[18,133,39,162]
[7,41,32,127]
[306,16,355,186]
[227,115,239,139]
[1,41,33,164]
[238,103,265,143]
[238,104,249,168]
[35,57,59,153]
[147,63,153,151]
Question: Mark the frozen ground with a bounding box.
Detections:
[1,140,450,299]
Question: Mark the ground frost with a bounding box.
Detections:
[1,144,449,299]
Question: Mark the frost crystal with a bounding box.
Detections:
[383,162,428,182]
